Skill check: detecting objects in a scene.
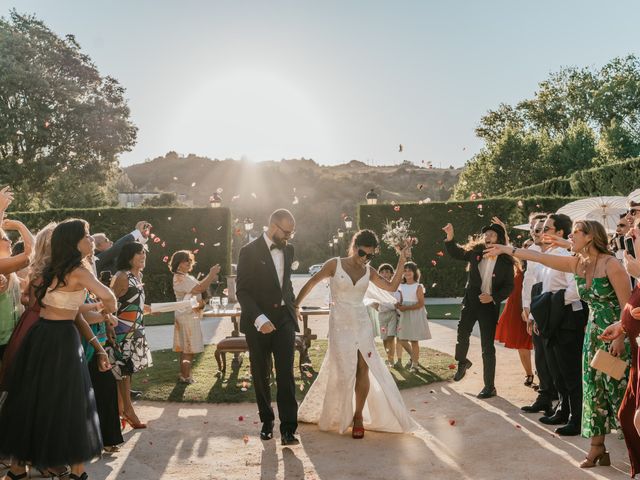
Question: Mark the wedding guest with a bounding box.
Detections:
[111,241,153,429]
[169,250,220,383]
[396,262,431,373]
[0,223,55,389]
[601,218,640,478]
[625,190,640,228]
[0,220,33,359]
[612,213,630,261]
[96,220,151,275]
[443,221,515,399]
[375,264,401,367]
[530,214,587,437]
[486,219,631,469]
[0,218,117,480]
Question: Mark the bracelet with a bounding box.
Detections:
[511,247,517,256]
[88,335,97,344]
[96,351,108,356]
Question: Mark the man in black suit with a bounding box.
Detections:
[443,222,515,399]
[95,221,151,275]
[236,209,300,445]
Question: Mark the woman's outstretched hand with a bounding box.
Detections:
[484,244,509,257]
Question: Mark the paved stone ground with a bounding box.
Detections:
[82,277,631,480]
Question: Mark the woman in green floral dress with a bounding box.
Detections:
[486,219,632,470]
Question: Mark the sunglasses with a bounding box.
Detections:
[628,209,640,216]
[357,249,375,261]
[543,226,555,232]
[532,228,542,234]
[617,223,628,228]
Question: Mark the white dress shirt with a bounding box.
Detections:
[255,233,285,330]
[521,244,542,310]
[130,229,149,245]
[524,246,582,315]
[478,257,496,295]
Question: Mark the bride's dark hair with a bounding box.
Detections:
[36,218,89,305]
[349,229,379,255]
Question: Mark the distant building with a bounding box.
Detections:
[117,191,191,207]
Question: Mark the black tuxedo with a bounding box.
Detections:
[445,240,515,388]
[236,235,298,434]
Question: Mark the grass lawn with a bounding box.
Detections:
[143,304,465,327]
[132,340,456,403]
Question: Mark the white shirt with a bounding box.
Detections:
[254,233,285,330]
[478,257,496,295]
[521,244,542,310]
[130,229,149,245]
[524,246,582,313]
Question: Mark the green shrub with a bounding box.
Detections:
[11,207,232,302]
[570,157,640,196]
[358,197,576,297]
[508,177,573,197]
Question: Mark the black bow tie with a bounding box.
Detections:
[270,244,282,251]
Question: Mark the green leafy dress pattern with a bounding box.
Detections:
[577,276,630,438]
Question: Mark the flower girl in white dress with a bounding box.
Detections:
[296,230,419,438]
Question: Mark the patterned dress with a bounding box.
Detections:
[576,276,631,438]
[114,271,152,377]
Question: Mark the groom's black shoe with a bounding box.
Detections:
[281,432,300,446]
[521,400,553,414]
[555,423,580,436]
[476,386,497,399]
[453,359,472,382]
[260,421,274,440]
[539,412,568,425]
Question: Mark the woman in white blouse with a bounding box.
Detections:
[169,250,220,383]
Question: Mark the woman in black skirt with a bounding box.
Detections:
[0,219,117,480]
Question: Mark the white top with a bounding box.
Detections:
[398,283,421,303]
[478,257,496,295]
[521,243,542,309]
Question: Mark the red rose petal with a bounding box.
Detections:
[238,416,244,421]
[393,206,400,212]
[448,364,456,370]
[449,419,456,426]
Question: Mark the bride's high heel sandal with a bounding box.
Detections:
[6,471,27,480]
[352,415,365,439]
[579,444,610,468]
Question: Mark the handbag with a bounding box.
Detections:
[590,349,627,380]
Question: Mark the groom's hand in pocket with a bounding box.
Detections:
[259,321,276,334]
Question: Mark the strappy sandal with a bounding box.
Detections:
[524,375,534,387]
[6,471,28,480]
[69,473,88,480]
[352,415,365,439]
[579,443,610,468]
[37,466,71,478]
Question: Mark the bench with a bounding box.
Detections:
[214,335,308,378]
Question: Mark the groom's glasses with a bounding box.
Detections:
[357,249,375,261]
[275,223,295,239]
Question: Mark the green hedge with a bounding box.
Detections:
[502,157,640,198]
[11,207,232,302]
[508,177,573,197]
[570,157,640,196]
[358,197,576,297]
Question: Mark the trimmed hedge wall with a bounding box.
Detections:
[508,177,573,197]
[504,157,640,198]
[358,197,577,297]
[11,207,232,302]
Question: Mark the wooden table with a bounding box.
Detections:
[202,306,329,369]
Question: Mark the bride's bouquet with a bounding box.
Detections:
[381,218,418,255]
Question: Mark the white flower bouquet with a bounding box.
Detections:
[381,218,418,253]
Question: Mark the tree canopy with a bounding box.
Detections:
[0,10,137,209]
[454,55,640,199]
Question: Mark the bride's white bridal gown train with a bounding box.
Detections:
[298,259,419,434]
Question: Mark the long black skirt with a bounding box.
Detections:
[0,319,103,468]
[88,355,123,447]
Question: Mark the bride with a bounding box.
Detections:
[296,229,419,438]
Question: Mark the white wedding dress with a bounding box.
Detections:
[298,259,419,434]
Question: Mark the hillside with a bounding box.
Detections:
[124,152,461,267]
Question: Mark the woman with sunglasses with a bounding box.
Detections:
[297,229,417,439]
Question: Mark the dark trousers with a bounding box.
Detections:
[532,330,557,405]
[455,301,500,388]
[545,310,586,426]
[245,309,298,434]
[88,354,123,447]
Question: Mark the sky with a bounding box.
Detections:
[3,0,640,168]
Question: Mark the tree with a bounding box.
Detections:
[0,10,137,209]
[454,55,640,199]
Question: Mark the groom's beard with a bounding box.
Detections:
[274,237,288,249]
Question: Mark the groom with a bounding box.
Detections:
[236,209,300,445]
